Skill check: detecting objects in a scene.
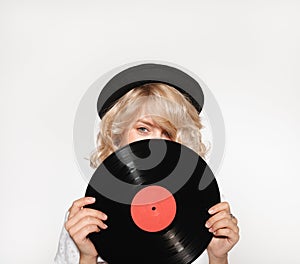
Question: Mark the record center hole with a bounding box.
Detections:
[152,206,156,211]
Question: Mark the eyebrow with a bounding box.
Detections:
[135,119,156,127]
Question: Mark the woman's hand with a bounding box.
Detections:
[205,202,239,264]
[65,197,108,263]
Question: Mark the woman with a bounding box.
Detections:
[55,81,239,264]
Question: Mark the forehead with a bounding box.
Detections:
[132,103,172,125]
[134,116,159,126]
[132,96,176,117]
[114,94,185,130]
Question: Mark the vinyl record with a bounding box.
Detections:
[85,139,220,264]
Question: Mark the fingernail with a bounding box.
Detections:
[89,197,96,202]
[103,224,108,228]
[209,228,213,232]
[208,209,214,214]
[103,214,108,220]
[205,222,210,228]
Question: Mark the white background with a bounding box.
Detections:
[1,0,300,263]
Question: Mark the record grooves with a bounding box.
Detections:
[85,139,220,264]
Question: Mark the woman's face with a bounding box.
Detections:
[122,116,171,145]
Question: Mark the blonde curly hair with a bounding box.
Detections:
[90,83,207,168]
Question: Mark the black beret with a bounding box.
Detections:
[97,63,204,119]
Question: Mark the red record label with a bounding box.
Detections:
[130,185,177,232]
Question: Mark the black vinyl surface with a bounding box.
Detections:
[85,139,220,264]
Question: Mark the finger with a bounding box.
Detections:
[205,210,231,228]
[230,214,238,225]
[212,228,240,243]
[68,216,108,236]
[208,218,239,234]
[208,201,230,215]
[68,197,96,219]
[67,207,108,227]
[72,224,101,245]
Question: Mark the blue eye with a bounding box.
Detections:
[137,127,149,133]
